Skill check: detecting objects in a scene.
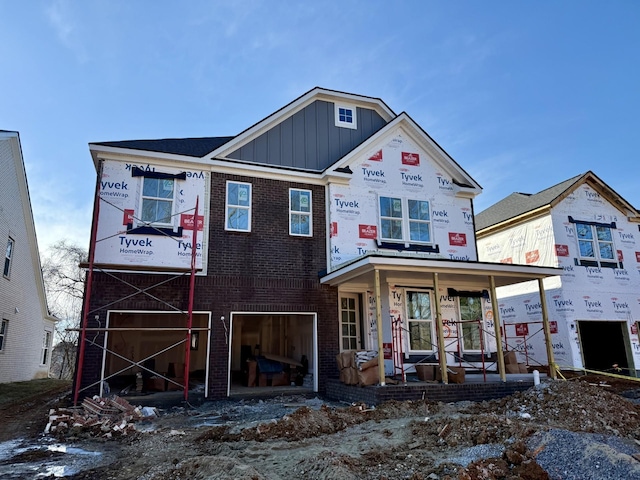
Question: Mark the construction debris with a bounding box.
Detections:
[44,395,157,438]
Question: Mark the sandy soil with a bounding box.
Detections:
[2,376,640,479]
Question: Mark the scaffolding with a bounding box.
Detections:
[72,163,204,405]
[391,315,406,383]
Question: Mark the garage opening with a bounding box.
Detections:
[229,313,317,396]
[578,320,631,373]
[101,311,210,399]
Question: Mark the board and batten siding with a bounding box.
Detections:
[228,100,387,171]
[0,134,54,382]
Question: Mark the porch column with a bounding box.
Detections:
[538,278,557,380]
[374,269,386,386]
[433,272,448,383]
[489,276,506,382]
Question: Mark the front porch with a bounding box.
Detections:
[325,373,543,405]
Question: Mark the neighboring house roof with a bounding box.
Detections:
[93,136,234,157]
[475,171,639,232]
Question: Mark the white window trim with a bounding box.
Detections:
[0,319,7,352]
[405,289,435,354]
[339,293,360,351]
[378,196,433,245]
[225,180,252,232]
[3,237,14,279]
[289,188,313,237]
[137,177,177,227]
[41,330,52,365]
[334,103,357,130]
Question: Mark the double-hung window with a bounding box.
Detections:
[573,220,618,267]
[3,237,14,278]
[459,296,483,351]
[406,291,434,351]
[379,197,432,244]
[289,189,312,236]
[141,178,175,225]
[226,181,252,232]
[0,320,7,351]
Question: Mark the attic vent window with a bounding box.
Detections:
[335,103,357,129]
[339,108,353,123]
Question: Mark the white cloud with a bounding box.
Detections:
[44,0,88,63]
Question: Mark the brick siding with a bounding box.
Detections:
[77,173,339,399]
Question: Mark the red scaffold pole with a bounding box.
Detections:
[183,196,199,401]
[73,161,103,405]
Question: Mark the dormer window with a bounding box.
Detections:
[335,103,357,129]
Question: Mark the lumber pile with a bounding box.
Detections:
[44,395,157,438]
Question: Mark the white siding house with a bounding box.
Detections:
[476,171,640,376]
[0,131,56,382]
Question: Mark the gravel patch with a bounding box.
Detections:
[528,428,640,480]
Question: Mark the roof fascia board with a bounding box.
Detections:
[209,159,326,185]
[545,171,638,220]
[320,254,560,285]
[92,148,327,185]
[210,87,396,160]
[89,145,214,170]
[581,174,638,218]
[476,206,551,238]
[397,113,481,191]
[7,134,54,321]
[324,113,481,194]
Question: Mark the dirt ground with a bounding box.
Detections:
[2,375,640,479]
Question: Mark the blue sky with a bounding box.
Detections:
[2,1,639,253]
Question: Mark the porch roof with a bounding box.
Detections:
[319,253,561,288]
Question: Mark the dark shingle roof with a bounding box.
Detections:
[93,136,235,157]
[475,174,584,231]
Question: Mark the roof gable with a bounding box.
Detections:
[476,171,639,232]
[324,112,482,195]
[0,131,55,322]
[210,87,396,169]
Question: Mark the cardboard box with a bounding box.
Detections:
[271,372,290,386]
[505,363,520,374]
[518,363,529,374]
[503,350,517,365]
[415,364,436,381]
[340,367,358,385]
[436,366,465,384]
[337,350,356,369]
[359,356,378,371]
[357,366,379,386]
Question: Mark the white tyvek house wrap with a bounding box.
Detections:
[328,128,477,269]
[94,159,208,271]
[478,183,640,370]
[386,285,498,371]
